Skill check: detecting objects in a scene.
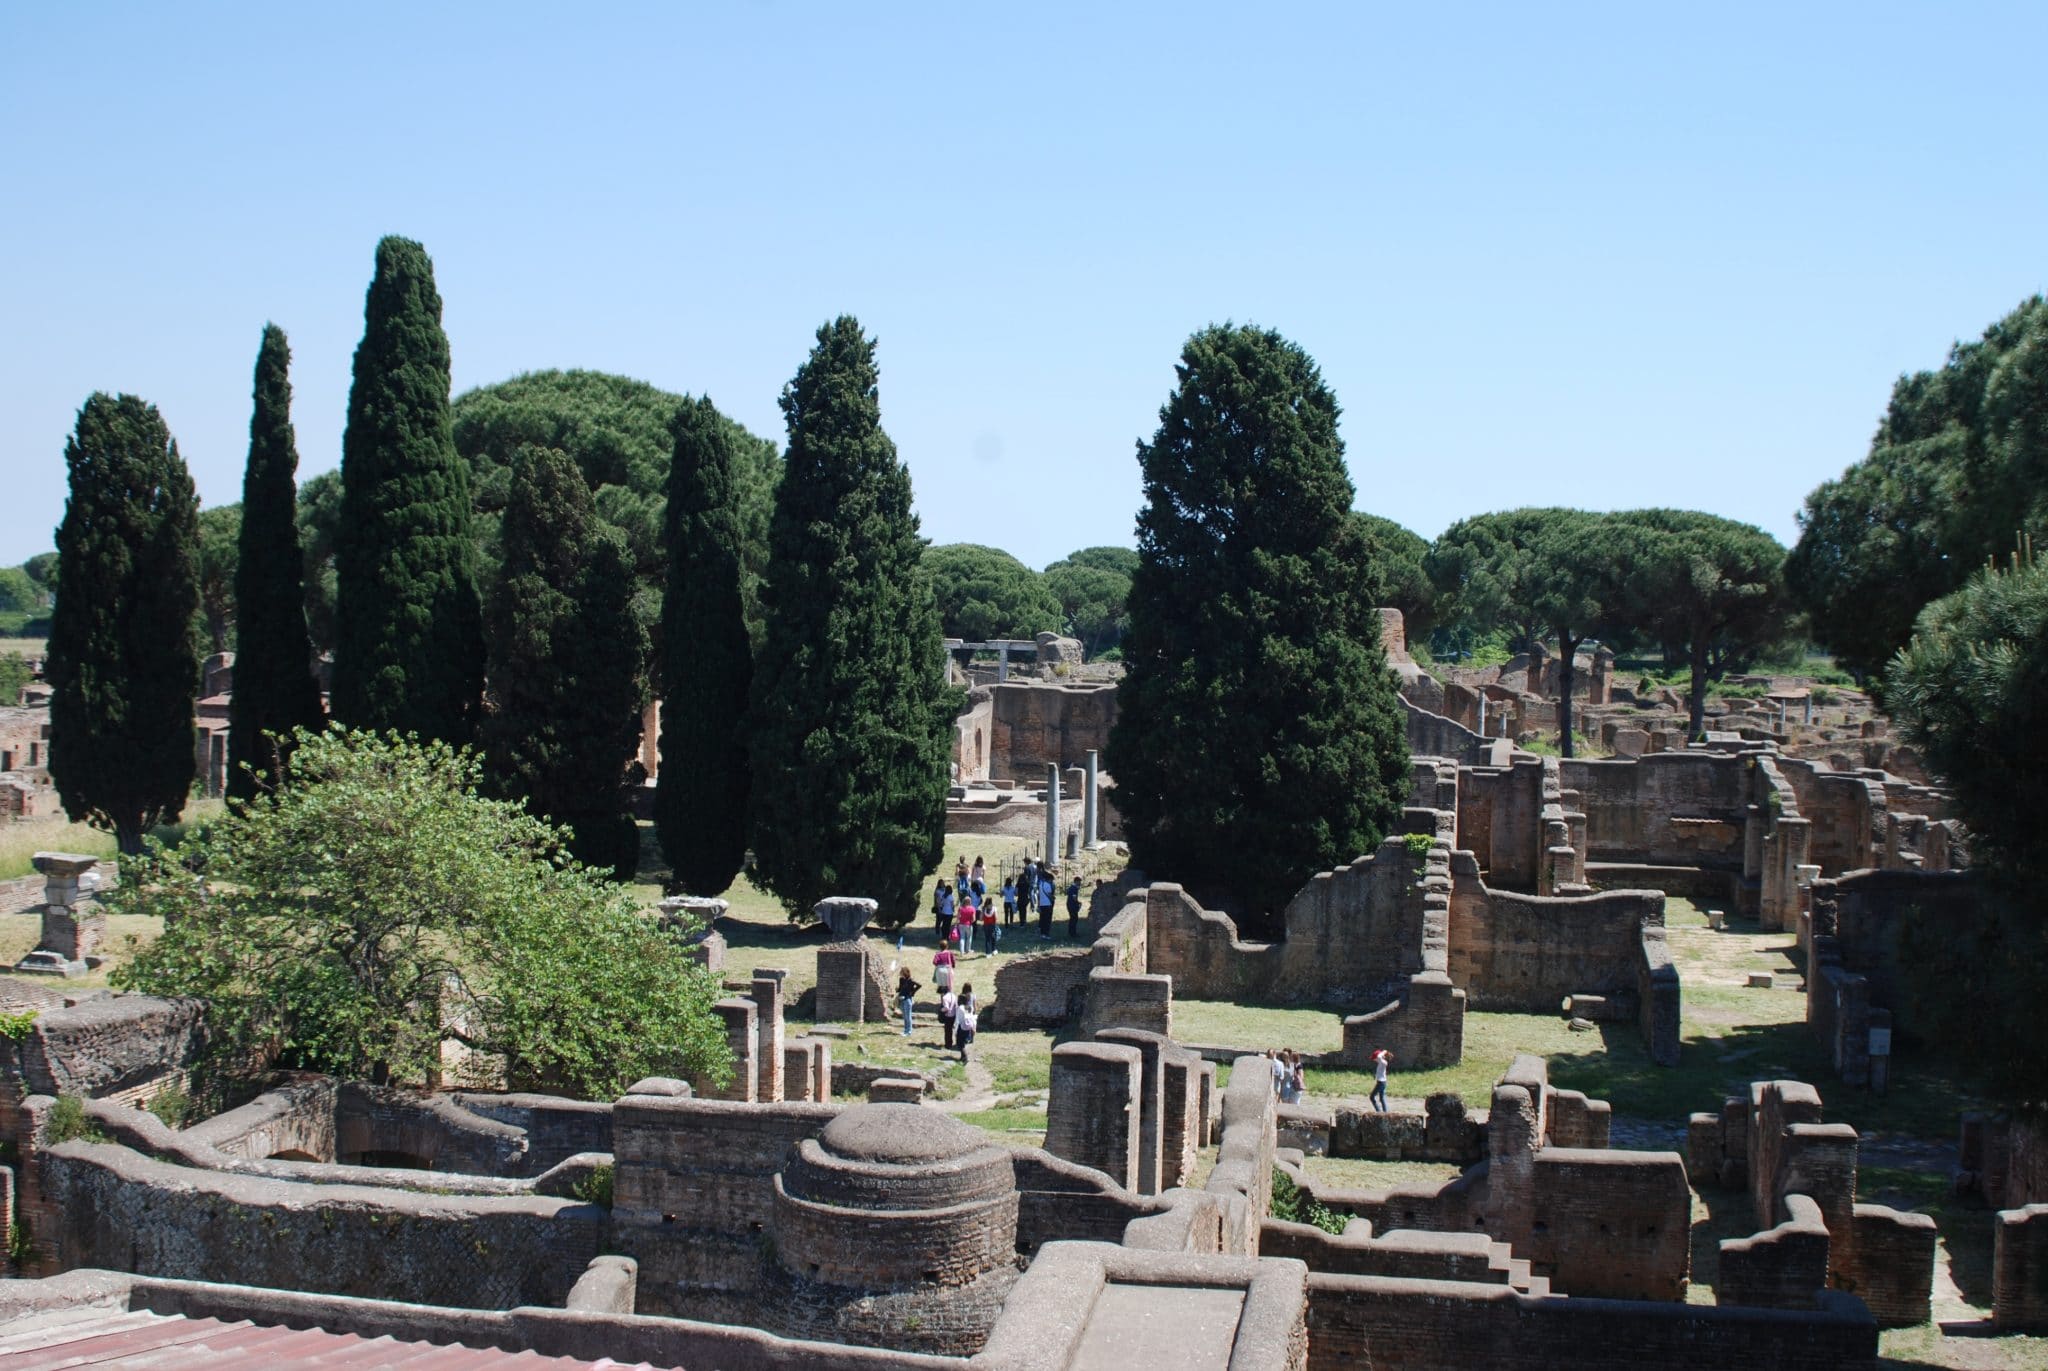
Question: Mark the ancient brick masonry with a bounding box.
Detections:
[1690,1079,1936,1327]
[1044,1042,1141,1190]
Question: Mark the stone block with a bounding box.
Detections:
[868,1076,926,1105]
[1748,972,1775,989]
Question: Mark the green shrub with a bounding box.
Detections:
[570,1162,614,1208]
[145,1087,190,1129]
[1270,1167,1348,1235]
[45,1095,103,1145]
[0,1011,36,1041]
[1811,686,1838,707]
[1402,832,1435,861]
[7,1215,31,1268]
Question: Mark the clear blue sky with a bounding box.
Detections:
[3,3,2043,571]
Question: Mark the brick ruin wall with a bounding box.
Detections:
[1563,753,1750,871]
[1303,1276,1877,1371]
[45,1140,603,1308]
[987,680,1116,782]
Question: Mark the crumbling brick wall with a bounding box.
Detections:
[45,1139,601,1307]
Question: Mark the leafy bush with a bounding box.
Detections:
[112,726,732,1099]
[0,1011,37,1041]
[1270,1167,1348,1235]
[570,1161,615,1208]
[1403,832,1435,860]
[145,1087,191,1129]
[45,1095,103,1145]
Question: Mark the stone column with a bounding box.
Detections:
[753,969,787,1102]
[1044,763,1061,871]
[1045,1042,1142,1190]
[1083,749,1100,849]
[15,852,104,978]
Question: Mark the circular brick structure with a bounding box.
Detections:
[767,1103,1020,1352]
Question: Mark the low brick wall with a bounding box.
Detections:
[1304,1274,1878,1371]
[45,1140,602,1307]
[1720,1192,1831,1310]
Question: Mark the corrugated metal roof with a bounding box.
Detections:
[0,1310,675,1369]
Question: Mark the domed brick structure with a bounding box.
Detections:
[766,1103,1020,1352]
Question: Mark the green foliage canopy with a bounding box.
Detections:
[332,236,484,746]
[922,543,1063,642]
[1042,546,1137,657]
[1348,513,1436,642]
[1613,510,1785,737]
[195,504,240,656]
[228,325,326,800]
[656,398,754,896]
[1787,296,2048,679]
[481,447,649,878]
[112,727,730,1099]
[46,393,201,852]
[748,318,952,926]
[1885,563,2048,1107]
[1107,324,1409,928]
[450,369,781,661]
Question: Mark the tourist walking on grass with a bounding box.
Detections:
[1289,1051,1307,1104]
[1268,1049,1288,1100]
[1001,875,1018,925]
[934,880,955,945]
[956,893,977,954]
[979,898,999,955]
[940,984,959,1050]
[1370,1049,1391,1112]
[933,941,957,996]
[898,969,920,1036]
[955,984,978,1063]
[1037,867,1056,938]
[970,855,986,904]
[1017,858,1038,927]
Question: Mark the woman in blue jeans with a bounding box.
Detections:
[898,969,921,1036]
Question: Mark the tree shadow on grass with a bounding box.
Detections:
[1547,1016,1988,1146]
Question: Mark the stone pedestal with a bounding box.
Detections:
[815,896,877,940]
[15,852,104,978]
[753,969,787,1102]
[817,938,892,1024]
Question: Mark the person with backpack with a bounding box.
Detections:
[954,983,979,1063]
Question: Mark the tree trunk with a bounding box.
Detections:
[1688,642,1710,740]
[1557,635,1579,758]
[115,815,144,856]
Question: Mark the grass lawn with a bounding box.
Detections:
[1302,1156,1464,1192]
[1175,908,1986,1147]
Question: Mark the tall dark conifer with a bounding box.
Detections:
[331,236,483,744]
[1105,324,1409,927]
[227,325,325,799]
[46,394,202,853]
[481,446,648,878]
[748,318,950,924]
[655,398,754,894]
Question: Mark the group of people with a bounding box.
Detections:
[894,962,977,1062]
[929,853,1087,952]
[1268,1045,1392,1110]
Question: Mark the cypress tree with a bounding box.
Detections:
[227,325,325,800]
[655,397,754,894]
[749,318,951,925]
[1105,324,1410,929]
[481,446,648,878]
[46,393,202,853]
[331,236,483,744]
